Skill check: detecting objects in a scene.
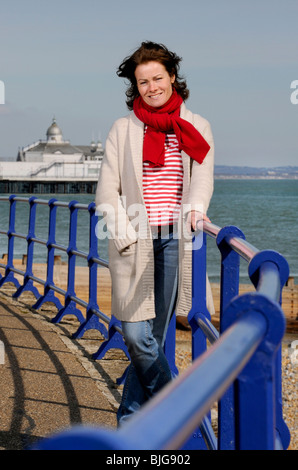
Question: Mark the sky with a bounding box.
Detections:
[0,0,297,167]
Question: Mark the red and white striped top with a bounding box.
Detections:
[143,128,183,226]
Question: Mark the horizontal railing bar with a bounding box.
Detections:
[117,311,267,450]
[30,237,47,246]
[29,198,50,206]
[202,222,258,262]
[67,294,88,309]
[92,258,109,269]
[228,236,259,262]
[7,196,31,203]
[71,203,89,210]
[0,197,91,211]
[202,221,221,239]
[203,221,259,263]
[197,316,219,344]
[257,261,281,303]
[87,306,119,330]
[43,282,66,297]
[64,294,116,329]
[71,249,87,259]
[51,243,68,252]
[4,269,49,291]
[10,232,27,241]
[70,299,113,327]
[27,274,46,287]
[8,266,31,278]
[52,201,70,208]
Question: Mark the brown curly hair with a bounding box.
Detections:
[117,41,189,110]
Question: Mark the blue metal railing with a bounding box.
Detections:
[0,195,124,353]
[0,195,291,450]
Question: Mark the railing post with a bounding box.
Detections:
[216,225,245,450]
[184,232,214,450]
[0,195,20,289]
[92,315,130,377]
[72,202,108,339]
[216,225,246,318]
[32,198,63,311]
[51,201,85,324]
[223,289,288,449]
[188,232,210,359]
[248,250,291,450]
[163,312,178,377]
[13,196,41,300]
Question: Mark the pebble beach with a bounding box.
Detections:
[175,328,297,450]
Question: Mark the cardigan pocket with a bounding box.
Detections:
[108,239,138,305]
[119,241,138,256]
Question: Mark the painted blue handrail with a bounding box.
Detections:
[0,195,113,340]
[0,195,291,450]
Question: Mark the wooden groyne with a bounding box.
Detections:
[210,277,298,333]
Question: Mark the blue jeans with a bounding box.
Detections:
[117,231,179,425]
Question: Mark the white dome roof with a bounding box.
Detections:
[46,118,63,142]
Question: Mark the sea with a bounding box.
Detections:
[0,179,297,284]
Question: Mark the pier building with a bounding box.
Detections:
[0,118,103,194]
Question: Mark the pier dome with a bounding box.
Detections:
[46,118,64,143]
[16,116,104,165]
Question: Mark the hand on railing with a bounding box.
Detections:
[186,210,211,234]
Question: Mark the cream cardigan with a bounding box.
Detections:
[95,103,214,322]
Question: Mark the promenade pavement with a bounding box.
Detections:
[0,286,129,450]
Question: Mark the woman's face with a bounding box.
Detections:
[135,61,175,108]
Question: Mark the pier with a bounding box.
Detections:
[0,180,98,195]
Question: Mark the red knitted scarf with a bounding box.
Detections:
[133,89,210,167]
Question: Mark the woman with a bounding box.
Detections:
[95,41,214,425]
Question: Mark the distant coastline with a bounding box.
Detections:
[214,165,298,179]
